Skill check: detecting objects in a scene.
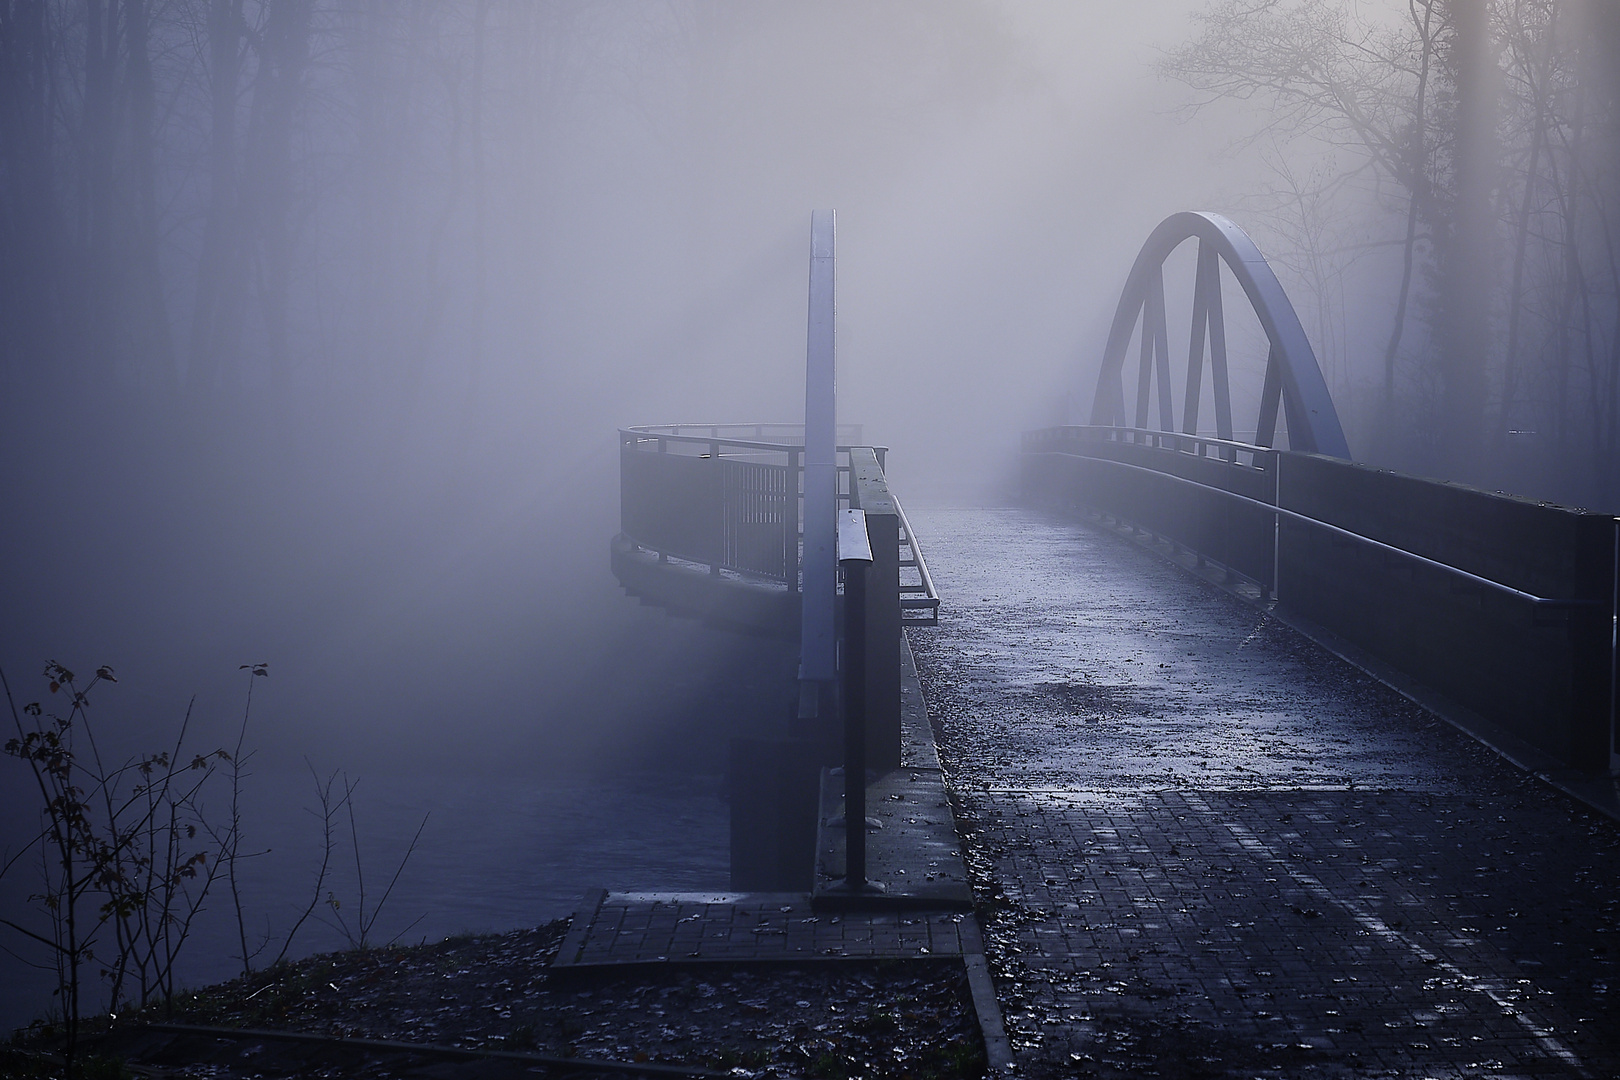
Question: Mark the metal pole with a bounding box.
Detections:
[710,439,723,576]
[843,555,868,888]
[837,507,875,892]
[1272,450,1281,601]
[1611,517,1619,774]
[800,211,837,687]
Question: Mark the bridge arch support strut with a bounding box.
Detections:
[1090,211,1351,459]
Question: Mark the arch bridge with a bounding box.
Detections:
[609,210,1617,847]
[1024,211,1617,777]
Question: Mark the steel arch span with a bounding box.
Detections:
[1089,211,1351,459]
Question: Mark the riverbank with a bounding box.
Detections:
[4,919,986,1078]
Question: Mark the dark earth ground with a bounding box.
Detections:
[4,922,985,1078]
[907,506,1620,1080]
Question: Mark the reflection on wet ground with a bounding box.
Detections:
[910,507,1620,1079]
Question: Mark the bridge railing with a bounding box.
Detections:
[1028,424,1276,469]
[1026,425,1281,592]
[1024,425,1618,773]
[619,426,885,586]
[617,427,944,888]
[617,427,940,619]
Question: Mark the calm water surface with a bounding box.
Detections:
[0,766,727,1031]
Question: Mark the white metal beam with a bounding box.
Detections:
[800,210,837,682]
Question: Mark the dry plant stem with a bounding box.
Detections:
[330,774,429,949]
[1,662,231,1074]
[271,764,348,968]
[373,815,429,947]
[1,663,110,1075]
[224,665,272,977]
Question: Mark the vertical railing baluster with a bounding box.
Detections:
[1149,268,1174,432]
[1184,240,1211,438]
[787,448,801,593]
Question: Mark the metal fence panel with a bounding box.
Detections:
[620,443,723,566]
[722,459,793,578]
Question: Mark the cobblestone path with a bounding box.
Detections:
[907,507,1620,1080]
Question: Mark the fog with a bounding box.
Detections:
[6,0,1618,1035]
[3,1,1283,778]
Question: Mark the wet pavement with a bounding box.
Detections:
[554,891,973,965]
[907,507,1620,1079]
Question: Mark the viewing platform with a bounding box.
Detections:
[611,424,938,637]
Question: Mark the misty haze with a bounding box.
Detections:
[3,2,1619,1076]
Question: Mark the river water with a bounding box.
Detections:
[0,764,733,1032]
[1,603,801,1032]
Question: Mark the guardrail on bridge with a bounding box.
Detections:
[1024,425,1618,774]
[613,424,938,633]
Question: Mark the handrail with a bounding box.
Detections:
[623,425,883,457]
[1031,443,1607,610]
[892,494,939,621]
[618,429,915,589]
[1030,425,1275,467]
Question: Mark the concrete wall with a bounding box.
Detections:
[729,737,820,891]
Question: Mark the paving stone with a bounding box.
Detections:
[553,890,971,968]
[812,639,975,910]
[908,507,1620,1079]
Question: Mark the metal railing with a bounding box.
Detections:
[1024,424,1276,470]
[895,497,940,624]
[628,422,867,445]
[1025,421,1620,773]
[618,425,888,589]
[1025,424,1601,608]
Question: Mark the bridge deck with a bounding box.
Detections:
[908,507,1619,1079]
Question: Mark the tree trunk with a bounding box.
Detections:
[0,0,61,388]
[1382,0,1436,415]
[187,0,244,407]
[1498,8,1553,446]
[245,0,314,405]
[124,0,177,400]
[1437,0,1497,477]
[79,0,120,382]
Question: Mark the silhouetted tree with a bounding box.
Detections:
[0,0,62,386]
[1168,0,1620,502]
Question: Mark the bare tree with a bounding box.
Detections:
[1163,0,1447,447]
[1167,0,1620,502]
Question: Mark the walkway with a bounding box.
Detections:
[555,891,972,966]
[907,507,1620,1079]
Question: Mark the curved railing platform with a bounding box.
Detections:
[612,425,938,636]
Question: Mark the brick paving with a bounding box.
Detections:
[908,507,1620,1079]
[553,891,972,966]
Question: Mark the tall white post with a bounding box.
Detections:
[800,210,837,685]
